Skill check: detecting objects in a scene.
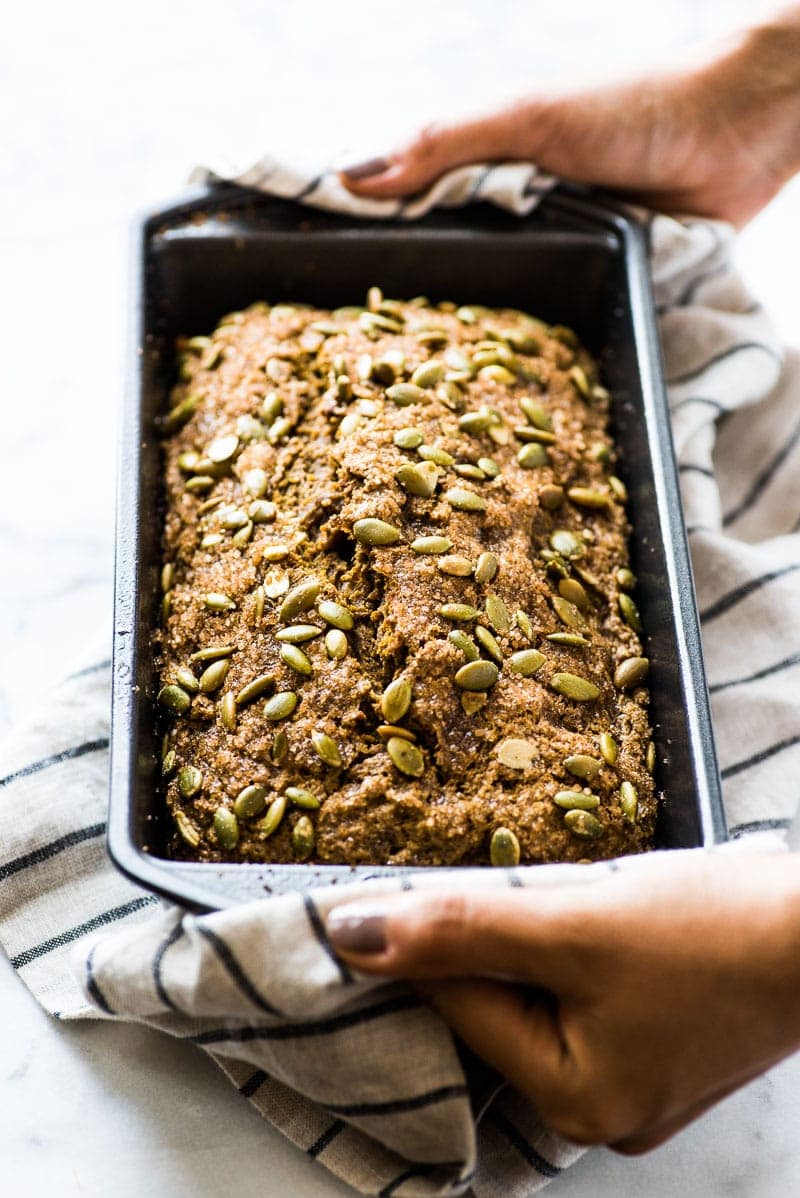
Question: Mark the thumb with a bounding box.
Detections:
[338,103,544,198]
[324,887,588,990]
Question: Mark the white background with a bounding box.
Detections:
[1,1,799,1194]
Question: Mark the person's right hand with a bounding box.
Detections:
[340,8,800,227]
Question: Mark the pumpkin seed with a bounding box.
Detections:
[234,784,268,819]
[565,755,602,781]
[199,658,231,693]
[174,666,199,694]
[619,594,642,633]
[214,807,239,850]
[539,484,565,510]
[232,520,254,548]
[279,577,322,621]
[418,444,455,466]
[490,827,520,867]
[567,487,611,510]
[263,691,298,721]
[547,632,590,646]
[325,629,348,659]
[550,529,583,557]
[609,475,628,502]
[268,416,292,445]
[200,532,224,548]
[477,457,501,479]
[620,780,638,822]
[487,423,511,447]
[286,786,321,810]
[312,731,342,767]
[177,765,203,798]
[599,732,618,765]
[485,593,511,633]
[554,790,600,810]
[271,730,289,763]
[353,518,401,546]
[176,451,200,474]
[175,811,200,848]
[263,544,291,563]
[474,552,498,584]
[519,398,552,430]
[461,691,488,715]
[256,795,286,839]
[386,736,424,777]
[558,579,589,612]
[455,660,499,690]
[445,487,487,513]
[335,375,353,401]
[495,738,537,769]
[550,672,600,701]
[475,625,504,664]
[458,409,497,434]
[509,648,546,675]
[280,644,313,676]
[249,500,277,524]
[453,463,486,481]
[440,603,480,621]
[411,360,445,388]
[517,443,549,469]
[456,306,477,324]
[589,441,612,464]
[514,425,556,445]
[438,555,474,577]
[260,392,283,423]
[371,358,396,385]
[158,684,191,715]
[207,434,240,464]
[614,656,649,689]
[387,383,426,406]
[189,644,236,665]
[569,365,592,398]
[564,808,604,838]
[377,724,416,742]
[381,677,412,723]
[292,815,315,861]
[516,610,535,640]
[646,741,656,773]
[161,392,200,434]
[252,585,266,625]
[162,748,176,776]
[394,427,424,449]
[220,692,237,732]
[448,630,480,662]
[318,600,354,630]
[203,592,236,611]
[161,562,175,593]
[552,595,588,631]
[479,364,516,385]
[236,674,274,707]
[616,567,637,591]
[276,624,323,643]
[411,535,453,556]
[395,461,439,498]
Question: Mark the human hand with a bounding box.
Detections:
[326,852,800,1153]
[340,8,800,227]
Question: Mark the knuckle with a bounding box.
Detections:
[410,892,477,955]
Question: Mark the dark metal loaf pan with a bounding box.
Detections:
[109,182,726,912]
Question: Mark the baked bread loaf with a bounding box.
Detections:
[156,292,656,867]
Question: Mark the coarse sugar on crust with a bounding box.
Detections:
[155,293,656,867]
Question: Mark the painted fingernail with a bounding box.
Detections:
[340,157,390,181]
[327,907,387,954]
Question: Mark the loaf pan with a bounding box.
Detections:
[109,182,726,911]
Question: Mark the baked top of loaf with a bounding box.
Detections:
[156,292,655,867]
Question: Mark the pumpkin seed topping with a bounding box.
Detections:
[279,577,321,621]
[411,535,453,554]
[614,656,649,690]
[599,732,618,764]
[550,672,600,701]
[616,567,637,591]
[353,518,401,546]
[418,444,455,466]
[234,784,268,819]
[411,360,445,388]
[509,649,546,675]
[386,736,425,777]
[495,738,537,770]
[516,610,535,640]
[490,827,520,867]
[620,780,639,822]
[438,555,474,577]
[448,630,480,662]
[286,786,321,810]
[646,741,656,774]
[550,529,584,557]
[474,552,498,584]
[547,632,590,646]
[619,594,642,633]
[236,674,275,707]
[207,434,240,464]
[455,660,499,690]
[567,486,611,510]
[189,644,235,664]
[539,484,565,510]
[517,443,549,469]
[203,592,237,611]
[292,815,315,861]
[475,626,504,664]
[175,666,200,694]
[177,765,203,798]
[395,461,440,498]
[552,595,588,631]
[276,624,323,644]
[445,487,487,513]
[440,603,480,621]
[199,658,231,693]
[485,593,511,633]
[565,755,602,781]
[214,807,239,850]
[175,811,200,848]
[256,795,287,839]
[558,578,590,611]
[564,809,604,838]
[394,427,424,449]
[280,644,313,676]
[318,600,354,630]
[158,684,191,715]
[554,790,600,810]
[312,731,342,767]
[387,382,426,406]
[220,692,237,732]
[325,629,348,659]
[381,677,412,723]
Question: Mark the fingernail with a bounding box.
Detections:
[340,157,390,181]
[327,906,387,954]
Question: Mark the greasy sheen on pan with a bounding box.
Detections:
[155,291,656,867]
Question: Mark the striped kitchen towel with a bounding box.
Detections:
[1,161,799,1198]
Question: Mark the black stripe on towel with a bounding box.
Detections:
[722,413,800,527]
[487,1109,562,1178]
[709,650,800,695]
[379,1165,437,1196]
[466,165,494,202]
[700,563,800,623]
[292,174,323,201]
[0,738,109,790]
[239,1068,269,1099]
[0,821,106,881]
[152,920,185,1012]
[10,896,158,970]
[666,341,781,387]
[188,992,421,1045]
[721,734,800,781]
[323,1082,468,1118]
[729,818,793,839]
[195,924,284,1016]
[308,1119,346,1158]
[85,942,115,1015]
[67,658,111,680]
[679,463,715,479]
[304,893,354,984]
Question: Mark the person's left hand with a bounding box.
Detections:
[325,851,800,1153]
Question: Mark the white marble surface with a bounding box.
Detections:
[2,0,799,1193]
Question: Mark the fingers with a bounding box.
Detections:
[339,103,544,198]
[325,887,588,989]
